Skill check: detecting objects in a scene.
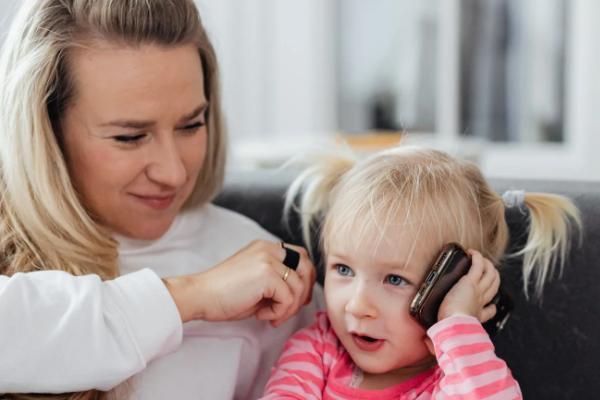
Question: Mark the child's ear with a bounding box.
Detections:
[423,337,435,355]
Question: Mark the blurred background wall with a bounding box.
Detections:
[1,0,598,180]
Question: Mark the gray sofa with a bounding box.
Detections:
[215,171,600,400]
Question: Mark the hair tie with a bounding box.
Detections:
[502,190,526,209]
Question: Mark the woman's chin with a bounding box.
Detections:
[111,217,176,241]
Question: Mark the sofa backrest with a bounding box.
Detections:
[215,171,600,399]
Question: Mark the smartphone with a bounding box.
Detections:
[410,243,471,329]
[409,243,513,336]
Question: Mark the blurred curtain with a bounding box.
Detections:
[337,0,439,133]
[460,0,565,142]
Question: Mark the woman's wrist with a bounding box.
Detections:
[162,274,204,323]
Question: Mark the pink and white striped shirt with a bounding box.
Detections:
[261,312,522,399]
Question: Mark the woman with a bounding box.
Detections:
[0,0,322,399]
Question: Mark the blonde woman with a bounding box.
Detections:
[0,1,322,399]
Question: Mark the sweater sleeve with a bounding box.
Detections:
[0,268,183,393]
[260,313,333,400]
[428,315,522,399]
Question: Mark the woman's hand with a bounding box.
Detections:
[163,240,316,326]
[437,249,500,323]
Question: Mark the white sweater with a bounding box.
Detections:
[0,203,324,399]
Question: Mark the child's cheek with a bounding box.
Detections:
[323,279,346,311]
[381,289,422,328]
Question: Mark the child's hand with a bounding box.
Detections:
[437,249,500,323]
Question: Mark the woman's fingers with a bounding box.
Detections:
[281,243,316,306]
[181,239,316,325]
[255,274,295,323]
[274,267,304,326]
[253,241,315,326]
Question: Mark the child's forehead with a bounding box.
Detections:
[325,223,441,272]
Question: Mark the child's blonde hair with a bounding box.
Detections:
[285,145,581,300]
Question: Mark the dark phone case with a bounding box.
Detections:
[410,243,471,329]
[409,243,513,336]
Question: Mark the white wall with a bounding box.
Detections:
[338,0,439,132]
[195,0,337,142]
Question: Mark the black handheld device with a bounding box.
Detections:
[409,243,512,336]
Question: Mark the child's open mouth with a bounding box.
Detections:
[351,333,384,351]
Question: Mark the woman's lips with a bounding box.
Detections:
[131,194,176,210]
[351,333,385,352]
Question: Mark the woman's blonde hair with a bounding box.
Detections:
[0,0,225,398]
[286,145,581,300]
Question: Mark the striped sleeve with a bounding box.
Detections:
[428,315,523,400]
[260,312,334,399]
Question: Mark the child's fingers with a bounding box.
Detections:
[477,255,500,306]
[466,249,485,281]
[482,270,501,305]
[480,303,497,323]
[479,259,499,290]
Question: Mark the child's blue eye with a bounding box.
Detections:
[386,274,408,287]
[336,264,354,277]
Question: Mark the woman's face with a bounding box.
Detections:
[61,42,208,240]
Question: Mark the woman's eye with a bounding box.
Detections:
[335,264,354,277]
[386,274,408,287]
[180,121,205,133]
[112,133,147,144]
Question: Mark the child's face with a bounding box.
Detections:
[324,227,437,376]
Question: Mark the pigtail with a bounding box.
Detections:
[516,193,581,299]
[284,153,357,256]
[463,164,580,301]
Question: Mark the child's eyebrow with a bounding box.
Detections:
[374,258,413,269]
[380,260,427,280]
[327,253,351,263]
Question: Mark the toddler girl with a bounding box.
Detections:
[261,145,580,399]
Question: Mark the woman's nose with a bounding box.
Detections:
[345,283,378,319]
[145,135,187,187]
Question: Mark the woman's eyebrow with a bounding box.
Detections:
[100,118,155,129]
[99,102,209,129]
[178,102,209,123]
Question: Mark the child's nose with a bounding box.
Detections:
[345,283,378,319]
